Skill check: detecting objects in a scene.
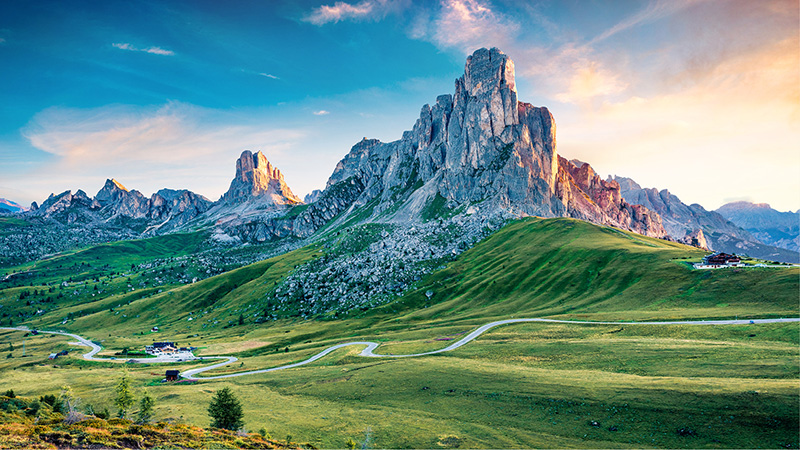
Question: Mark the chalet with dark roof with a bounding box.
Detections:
[702,253,742,267]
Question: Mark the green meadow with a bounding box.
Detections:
[1,218,798,448]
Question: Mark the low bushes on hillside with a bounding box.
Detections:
[0,394,297,449]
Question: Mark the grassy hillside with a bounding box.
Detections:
[382,217,798,323]
[3,231,208,287]
[1,217,797,448]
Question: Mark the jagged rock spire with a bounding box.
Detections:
[222,150,301,205]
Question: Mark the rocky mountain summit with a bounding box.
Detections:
[716,202,799,253]
[234,47,665,243]
[614,176,799,262]
[221,150,301,205]
[200,151,303,241]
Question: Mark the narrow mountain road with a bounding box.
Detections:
[2,317,798,381]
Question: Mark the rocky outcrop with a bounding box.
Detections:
[198,151,304,241]
[32,190,101,224]
[221,150,301,205]
[280,47,666,239]
[95,179,150,219]
[615,175,799,263]
[680,229,709,250]
[716,202,800,253]
[303,189,322,204]
[557,158,664,237]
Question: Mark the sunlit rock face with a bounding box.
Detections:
[222,150,301,206]
[286,47,667,238]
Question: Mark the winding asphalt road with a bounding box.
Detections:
[3,317,798,381]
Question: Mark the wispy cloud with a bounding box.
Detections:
[259,73,279,79]
[112,42,175,56]
[313,110,330,116]
[410,0,518,54]
[304,0,407,25]
[588,0,700,46]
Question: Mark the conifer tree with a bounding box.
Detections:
[114,373,135,418]
[136,391,155,424]
[207,387,244,430]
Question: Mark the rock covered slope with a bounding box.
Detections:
[716,201,800,253]
[614,176,799,262]
[258,48,665,241]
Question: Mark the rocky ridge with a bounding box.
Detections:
[614,176,799,262]
[716,202,799,253]
[32,179,213,234]
[220,48,665,244]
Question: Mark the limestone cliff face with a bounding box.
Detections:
[289,47,666,238]
[556,158,664,236]
[221,150,301,205]
[95,179,150,219]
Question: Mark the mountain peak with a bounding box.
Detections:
[464,47,516,97]
[221,150,301,205]
[108,178,128,192]
[96,178,131,207]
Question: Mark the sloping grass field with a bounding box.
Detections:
[1,218,798,448]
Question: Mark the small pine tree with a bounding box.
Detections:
[136,391,155,424]
[114,373,135,418]
[238,314,244,326]
[207,387,244,430]
[58,385,78,413]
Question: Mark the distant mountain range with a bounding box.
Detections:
[612,176,798,262]
[2,48,798,264]
[716,202,799,253]
[0,198,25,213]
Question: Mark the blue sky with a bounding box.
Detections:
[1,0,798,211]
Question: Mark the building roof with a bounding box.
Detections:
[704,252,741,264]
